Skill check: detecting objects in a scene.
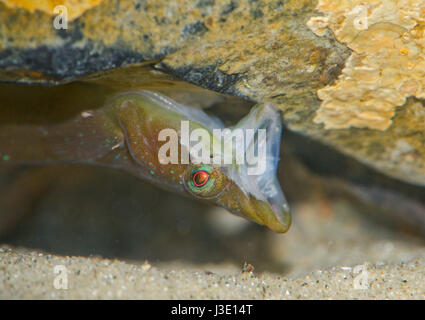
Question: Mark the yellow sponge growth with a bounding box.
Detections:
[308,0,425,130]
[0,0,103,21]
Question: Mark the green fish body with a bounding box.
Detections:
[0,67,291,233]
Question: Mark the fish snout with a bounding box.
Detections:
[245,193,292,233]
[218,181,292,233]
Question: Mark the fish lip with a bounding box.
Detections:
[227,188,291,233]
[267,194,292,233]
[249,176,292,233]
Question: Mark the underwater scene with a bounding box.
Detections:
[0,0,424,301]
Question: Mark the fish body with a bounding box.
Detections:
[0,68,291,233]
[109,91,291,232]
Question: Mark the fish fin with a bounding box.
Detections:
[127,90,225,130]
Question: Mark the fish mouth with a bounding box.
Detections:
[230,171,292,233]
[226,102,292,233]
[254,183,292,233]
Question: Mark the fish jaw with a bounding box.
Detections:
[215,178,292,233]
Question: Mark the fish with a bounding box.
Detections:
[0,65,291,233]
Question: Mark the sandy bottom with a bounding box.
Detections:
[1,200,425,299]
[1,246,424,299]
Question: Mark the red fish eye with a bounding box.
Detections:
[192,170,209,187]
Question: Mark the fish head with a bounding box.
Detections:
[180,102,291,233]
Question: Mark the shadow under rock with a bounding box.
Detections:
[0,165,290,274]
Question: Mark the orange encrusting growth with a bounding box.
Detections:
[0,0,103,20]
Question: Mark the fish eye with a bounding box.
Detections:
[192,170,210,187]
[183,165,226,199]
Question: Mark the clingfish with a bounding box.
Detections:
[0,72,291,233]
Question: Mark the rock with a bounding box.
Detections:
[0,0,424,187]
